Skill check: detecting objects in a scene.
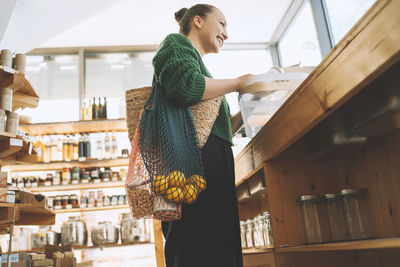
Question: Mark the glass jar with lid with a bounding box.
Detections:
[245,219,255,248]
[340,189,373,240]
[70,194,79,208]
[324,192,348,241]
[262,212,274,247]
[54,196,62,210]
[62,168,71,185]
[253,215,265,248]
[297,194,331,243]
[240,221,247,249]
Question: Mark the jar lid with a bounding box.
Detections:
[324,192,340,199]
[340,188,367,197]
[296,194,321,202]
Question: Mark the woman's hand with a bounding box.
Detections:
[236,74,252,91]
[202,74,253,101]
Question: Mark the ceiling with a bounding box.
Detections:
[0,0,292,52]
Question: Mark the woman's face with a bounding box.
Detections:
[197,9,228,54]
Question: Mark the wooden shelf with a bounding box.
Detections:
[53,204,129,213]
[5,157,129,171]
[235,163,264,188]
[276,238,400,253]
[19,119,128,136]
[0,203,55,226]
[0,66,39,111]
[242,247,274,255]
[0,132,37,165]
[28,181,124,192]
[8,242,152,254]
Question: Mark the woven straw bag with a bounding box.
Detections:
[125,86,222,148]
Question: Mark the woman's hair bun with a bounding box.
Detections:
[175,8,188,23]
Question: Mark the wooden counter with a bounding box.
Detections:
[235,1,400,267]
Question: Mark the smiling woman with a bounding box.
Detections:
[146,4,249,267]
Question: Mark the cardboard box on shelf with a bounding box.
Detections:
[18,191,46,206]
[1,253,31,267]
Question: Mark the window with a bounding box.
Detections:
[324,0,376,44]
[278,1,322,67]
[21,55,80,123]
[203,49,273,115]
[85,52,155,119]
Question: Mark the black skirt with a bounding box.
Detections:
[162,135,243,267]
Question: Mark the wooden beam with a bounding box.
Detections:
[153,220,165,267]
[0,74,24,91]
[12,92,39,110]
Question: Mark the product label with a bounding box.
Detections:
[1,253,18,263]
[72,180,79,184]
[103,178,110,182]
[44,181,51,186]
[78,157,86,162]
[66,204,72,209]
[62,181,69,185]
[10,138,23,147]
[93,179,100,184]
[82,179,89,184]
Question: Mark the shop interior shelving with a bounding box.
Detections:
[19,119,127,136]
[5,157,129,172]
[0,132,38,165]
[53,204,129,214]
[234,1,400,266]
[28,180,124,192]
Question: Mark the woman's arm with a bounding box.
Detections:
[202,74,251,101]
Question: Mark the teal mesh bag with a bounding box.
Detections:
[139,78,206,221]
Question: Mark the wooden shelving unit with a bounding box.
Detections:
[19,119,127,136]
[28,180,124,192]
[0,132,37,165]
[243,248,274,255]
[53,204,129,214]
[0,203,55,226]
[5,157,129,171]
[0,66,39,111]
[276,238,400,253]
[234,2,400,267]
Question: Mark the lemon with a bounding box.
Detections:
[183,184,198,204]
[188,174,206,193]
[168,171,186,189]
[164,187,185,203]
[151,175,169,195]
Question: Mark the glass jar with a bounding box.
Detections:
[297,194,331,244]
[104,196,111,206]
[71,167,80,184]
[54,196,62,210]
[88,192,96,208]
[91,167,100,183]
[70,194,79,208]
[80,196,88,208]
[111,171,119,181]
[340,189,373,240]
[118,195,125,205]
[245,219,255,248]
[47,196,54,209]
[262,212,274,247]
[324,193,348,241]
[45,173,53,187]
[253,215,265,248]
[111,195,118,206]
[240,221,247,249]
[62,168,71,185]
[81,169,90,184]
[62,195,70,209]
[53,172,61,185]
[102,167,111,182]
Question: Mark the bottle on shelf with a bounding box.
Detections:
[57,136,63,161]
[103,97,107,119]
[84,133,91,159]
[68,135,74,161]
[104,133,111,159]
[33,136,43,162]
[50,136,58,162]
[96,134,104,160]
[78,134,85,161]
[93,97,99,120]
[88,99,93,120]
[111,132,118,159]
[63,135,69,161]
[43,136,51,163]
[81,101,87,121]
[73,135,79,161]
[98,97,103,119]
